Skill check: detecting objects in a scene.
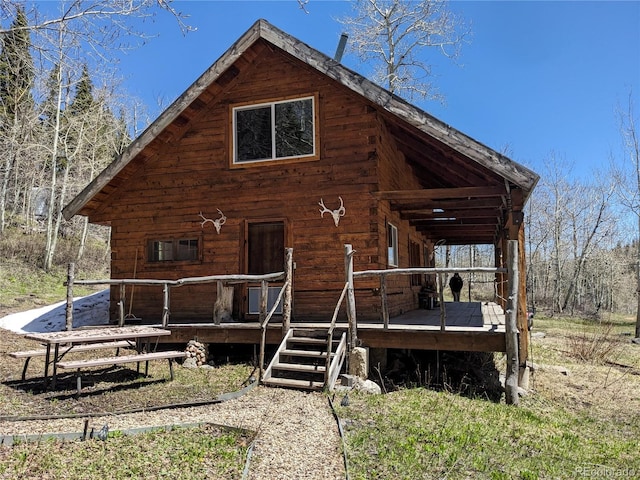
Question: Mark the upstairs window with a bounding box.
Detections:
[148,238,199,262]
[233,96,316,164]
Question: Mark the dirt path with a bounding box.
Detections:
[0,386,345,479]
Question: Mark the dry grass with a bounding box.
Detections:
[527,314,640,423]
[565,320,627,363]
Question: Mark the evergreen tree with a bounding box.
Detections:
[0,6,35,232]
[68,64,94,115]
[0,6,34,120]
[40,64,62,129]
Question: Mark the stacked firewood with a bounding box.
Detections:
[185,340,209,367]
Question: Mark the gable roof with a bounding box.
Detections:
[63,19,538,243]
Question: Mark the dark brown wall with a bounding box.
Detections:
[99,46,384,322]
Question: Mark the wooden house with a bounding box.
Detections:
[64,20,539,391]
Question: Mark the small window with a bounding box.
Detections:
[148,238,199,262]
[233,96,315,164]
[387,223,398,267]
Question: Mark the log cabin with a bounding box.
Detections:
[63,19,539,392]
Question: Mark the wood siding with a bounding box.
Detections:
[100,45,391,322]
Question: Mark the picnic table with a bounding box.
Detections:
[22,326,173,389]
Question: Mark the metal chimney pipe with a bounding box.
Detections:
[334,33,348,62]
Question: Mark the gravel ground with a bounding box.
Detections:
[0,386,345,479]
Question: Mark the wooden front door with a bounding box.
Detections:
[246,221,285,315]
[247,221,285,275]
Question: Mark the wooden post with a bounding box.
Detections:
[213,281,233,325]
[344,244,357,349]
[259,326,267,380]
[437,273,446,331]
[517,224,529,378]
[282,248,293,335]
[161,283,170,327]
[380,274,389,329]
[118,299,125,327]
[259,280,268,325]
[65,263,74,331]
[505,240,520,406]
[118,283,126,326]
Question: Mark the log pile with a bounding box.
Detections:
[185,340,209,367]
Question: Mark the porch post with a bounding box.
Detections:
[161,283,170,327]
[282,247,293,335]
[344,244,357,348]
[65,263,74,331]
[505,239,520,405]
[380,274,389,329]
[119,283,126,326]
[259,280,268,325]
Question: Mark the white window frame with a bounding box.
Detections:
[387,223,398,267]
[232,95,316,165]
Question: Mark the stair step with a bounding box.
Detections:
[273,362,326,373]
[281,348,332,358]
[262,377,324,390]
[288,337,329,345]
[292,328,342,337]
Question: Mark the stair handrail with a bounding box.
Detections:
[325,282,349,384]
[258,279,291,380]
[326,332,347,391]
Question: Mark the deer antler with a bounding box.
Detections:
[199,210,226,234]
[319,196,346,227]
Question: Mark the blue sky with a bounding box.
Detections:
[116,0,639,179]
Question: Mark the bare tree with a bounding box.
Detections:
[561,180,616,314]
[0,6,36,232]
[339,0,469,101]
[612,93,640,337]
[0,2,192,270]
[0,1,192,36]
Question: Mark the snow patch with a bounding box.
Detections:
[0,289,110,334]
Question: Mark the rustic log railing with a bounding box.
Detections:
[352,266,508,331]
[258,279,291,380]
[66,271,287,328]
[326,332,347,391]
[325,282,349,385]
[345,240,521,405]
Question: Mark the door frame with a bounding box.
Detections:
[241,217,292,319]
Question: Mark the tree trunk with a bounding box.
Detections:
[43,74,63,271]
[0,152,14,232]
[76,216,89,262]
[562,188,611,312]
[637,214,640,337]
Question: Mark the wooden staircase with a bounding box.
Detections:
[262,328,347,391]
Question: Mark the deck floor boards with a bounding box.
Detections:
[159,302,506,352]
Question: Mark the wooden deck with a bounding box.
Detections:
[157,302,506,353]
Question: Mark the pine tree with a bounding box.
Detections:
[0,7,34,120]
[68,64,94,115]
[0,6,36,232]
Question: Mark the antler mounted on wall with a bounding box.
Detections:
[319,196,346,227]
[199,209,226,234]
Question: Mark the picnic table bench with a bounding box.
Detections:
[16,326,177,390]
[57,350,186,395]
[9,340,134,380]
